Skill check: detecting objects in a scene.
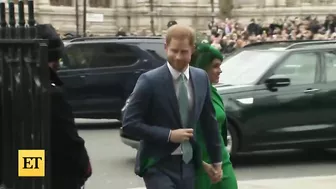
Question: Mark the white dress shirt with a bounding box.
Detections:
[167,62,194,155]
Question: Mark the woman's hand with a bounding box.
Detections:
[202,162,222,183]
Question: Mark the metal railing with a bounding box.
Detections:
[0,1,50,189]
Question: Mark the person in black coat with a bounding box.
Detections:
[36,24,92,189]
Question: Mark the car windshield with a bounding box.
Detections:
[219,50,284,85]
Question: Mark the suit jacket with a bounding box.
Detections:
[122,64,222,176]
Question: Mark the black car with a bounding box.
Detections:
[58,36,166,119]
[120,40,336,156]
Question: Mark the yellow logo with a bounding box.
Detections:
[18,149,45,177]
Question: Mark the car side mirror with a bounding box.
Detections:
[265,74,290,91]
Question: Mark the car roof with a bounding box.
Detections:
[248,44,336,52]
[64,36,164,46]
[72,39,164,44]
[243,41,301,50]
[292,43,336,50]
[238,40,336,53]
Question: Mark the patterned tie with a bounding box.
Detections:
[178,73,193,163]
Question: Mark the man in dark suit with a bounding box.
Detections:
[122,24,223,189]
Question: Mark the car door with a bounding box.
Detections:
[82,42,151,119]
[57,43,91,117]
[247,52,322,148]
[309,50,336,145]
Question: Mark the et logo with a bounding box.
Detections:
[18,150,45,177]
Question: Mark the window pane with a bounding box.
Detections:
[136,43,166,60]
[324,51,336,82]
[275,53,317,85]
[219,51,283,85]
[62,44,93,70]
[90,43,138,68]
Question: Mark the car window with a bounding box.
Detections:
[274,53,318,85]
[61,44,92,70]
[219,50,284,85]
[62,43,139,70]
[90,43,139,68]
[136,43,166,60]
[323,51,336,82]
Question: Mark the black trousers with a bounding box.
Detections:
[143,155,195,189]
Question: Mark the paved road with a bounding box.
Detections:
[76,120,336,189]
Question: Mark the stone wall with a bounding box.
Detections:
[15,0,336,35]
[32,0,220,35]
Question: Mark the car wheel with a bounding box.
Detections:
[226,122,238,157]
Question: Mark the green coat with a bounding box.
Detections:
[195,85,238,189]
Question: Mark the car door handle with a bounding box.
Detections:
[80,75,86,78]
[304,88,320,93]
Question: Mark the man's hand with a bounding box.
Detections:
[169,129,193,143]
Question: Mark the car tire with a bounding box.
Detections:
[226,121,238,157]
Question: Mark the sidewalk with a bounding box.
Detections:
[238,175,336,189]
[128,175,336,189]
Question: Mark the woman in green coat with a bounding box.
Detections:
[190,43,238,189]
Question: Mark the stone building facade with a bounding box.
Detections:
[32,0,221,35]
[18,0,336,35]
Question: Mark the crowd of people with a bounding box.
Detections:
[203,14,336,54]
[62,14,336,56]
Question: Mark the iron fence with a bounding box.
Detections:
[0,0,50,189]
